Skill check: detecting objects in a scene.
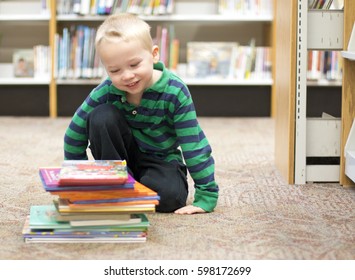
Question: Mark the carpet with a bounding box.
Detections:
[0,117,354,260]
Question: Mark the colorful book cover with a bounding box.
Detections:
[58,160,128,186]
[13,49,34,77]
[29,204,71,230]
[28,205,150,230]
[49,180,158,201]
[54,212,132,222]
[39,167,135,191]
[187,42,237,79]
[56,199,156,214]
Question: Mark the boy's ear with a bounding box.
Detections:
[152,45,160,63]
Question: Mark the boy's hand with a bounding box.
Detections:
[174,205,206,215]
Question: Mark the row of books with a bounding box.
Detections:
[23,160,159,243]
[57,0,274,16]
[12,46,51,79]
[54,25,104,79]
[186,41,272,81]
[218,0,273,15]
[308,0,344,9]
[53,24,179,79]
[307,50,342,81]
[57,0,174,16]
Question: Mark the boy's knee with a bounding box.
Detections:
[140,176,188,213]
[88,104,120,129]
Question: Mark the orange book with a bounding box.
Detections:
[51,181,158,202]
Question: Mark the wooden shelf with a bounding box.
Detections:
[0,78,50,85]
[57,14,273,22]
[0,14,50,21]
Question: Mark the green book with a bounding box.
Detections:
[28,204,150,231]
[29,204,71,230]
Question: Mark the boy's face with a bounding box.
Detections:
[98,39,159,96]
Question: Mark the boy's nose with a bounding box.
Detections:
[122,70,134,80]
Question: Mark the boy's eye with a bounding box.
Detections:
[131,62,140,67]
[110,69,120,73]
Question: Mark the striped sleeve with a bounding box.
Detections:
[173,83,219,212]
[63,82,110,160]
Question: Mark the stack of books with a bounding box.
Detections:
[22,160,159,243]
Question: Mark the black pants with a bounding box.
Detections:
[86,104,188,213]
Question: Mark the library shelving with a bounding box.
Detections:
[0,0,51,116]
[274,0,355,186]
[0,0,275,117]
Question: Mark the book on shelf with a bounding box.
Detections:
[187,42,237,79]
[218,0,273,16]
[13,49,34,78]
[55,25,104,80]
[234,43,272,80]
[57,160,128,186]
[307,50,342,81]
[309,0,343,9]
[33,45,51,79]
[56,0,175,16]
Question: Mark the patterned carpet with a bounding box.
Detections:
[0,117,354,260]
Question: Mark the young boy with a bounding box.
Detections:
[64,13,218,214]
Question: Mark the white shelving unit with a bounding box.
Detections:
[294,0,344,184]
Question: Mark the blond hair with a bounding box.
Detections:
[95,13,153,51]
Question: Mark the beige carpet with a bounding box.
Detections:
[0,117,354,260]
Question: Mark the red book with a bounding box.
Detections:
[58,160,128,186]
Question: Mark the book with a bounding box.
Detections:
[187,42,237,79]
[13,49,34,77]
[22,216,147,243]
[29,204,73,230]
[56,198,156,214]
[49,182,157,201]
[58,160,128,186]
[69,215,142,227]
[28,204,149,229]
[39,167,135,191]
[54,212,132,222]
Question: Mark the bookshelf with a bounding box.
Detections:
[0,0,51,116]
[0,0,274,117]
[274,0,355,186]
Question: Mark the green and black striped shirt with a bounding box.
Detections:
[64,62,218,212]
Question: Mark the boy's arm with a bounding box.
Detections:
[64,81,111,160]
[173,89,219,213]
